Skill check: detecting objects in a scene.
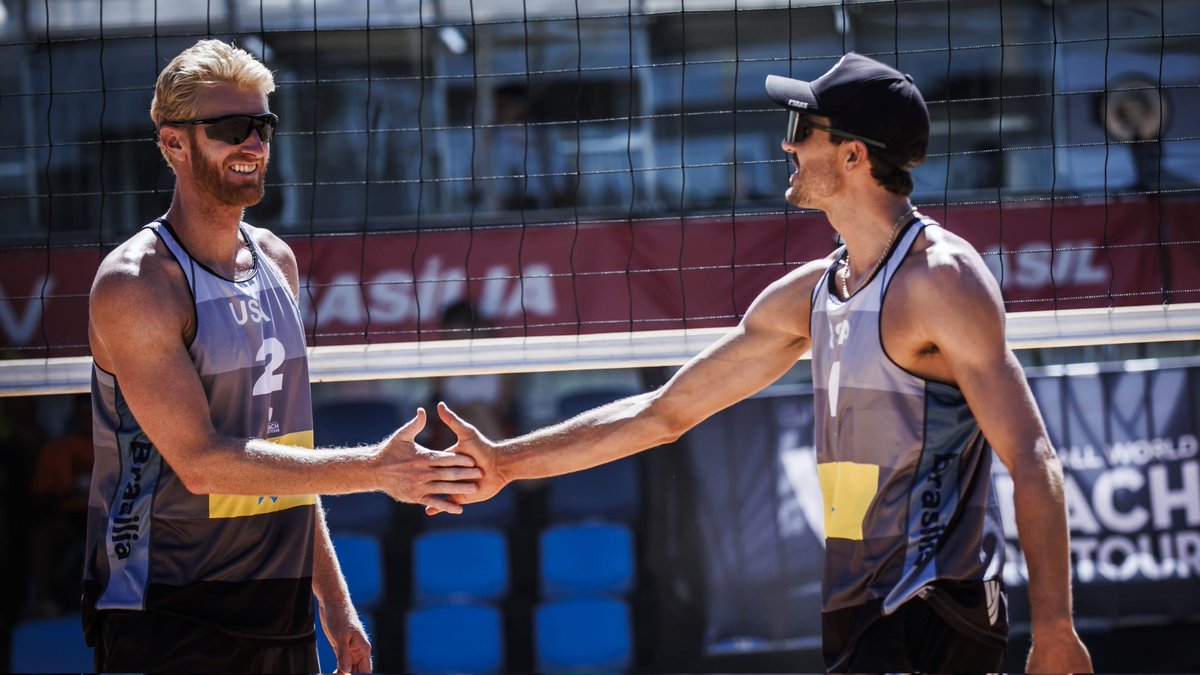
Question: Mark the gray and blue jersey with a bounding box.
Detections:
[809,215,1007,668]
[84,220,317,643]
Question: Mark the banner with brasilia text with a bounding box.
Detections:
[683,364,1200,653]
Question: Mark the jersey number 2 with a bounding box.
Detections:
[252,337,285,396]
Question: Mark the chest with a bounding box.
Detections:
[814,269,954,387]
[184,270,304,377]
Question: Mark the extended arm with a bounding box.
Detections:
[312,502,371,674]
[921,254,1092,674]
[436,259,829,507]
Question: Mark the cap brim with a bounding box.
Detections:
[765,74,820,113]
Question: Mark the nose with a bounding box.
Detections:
[240,130,267,156]
[781,140,799,166]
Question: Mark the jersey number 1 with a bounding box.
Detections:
[829,360,841,418]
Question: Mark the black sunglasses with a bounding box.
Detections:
[786,110,886,150]
[160,112,278,145]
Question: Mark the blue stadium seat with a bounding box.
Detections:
[406,603,504,674]
[547,388,642,523]
[413,528,509,602]
[314,400,405,446]
[546,457,641,523]
[320,492,395,536]
[540,522,635,597]
[535,597,632,673]
[316,608,373,674]
[424,485,517,530]
[10,616,93,673]
[314,399,405,534]
[332,533,384,608]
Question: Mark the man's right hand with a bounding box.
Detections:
[373,408,482,513]
[423,402,511,516]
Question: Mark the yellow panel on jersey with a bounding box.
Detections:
[817,461,880,541]
[208,430,317,519]
[271,430,315,449]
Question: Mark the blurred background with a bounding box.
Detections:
[1,0,1198,672]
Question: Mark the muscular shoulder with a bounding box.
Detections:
[744,251,839,341]
[90,228,192,365]
[91,228,185,306]
[760,252,838,310]
[245,223,299,297]
[901,224,1003,310]
[890,224,1007,354]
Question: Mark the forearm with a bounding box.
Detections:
[496,391,680,480]
[1010,439,1077,630]
[487,318,808,483]
[180,436,379,496]
[311,503,353,610]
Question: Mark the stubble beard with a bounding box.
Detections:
[786,154,842,210]
[190,143,268,208]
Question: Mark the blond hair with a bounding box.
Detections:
[151,40,275,165]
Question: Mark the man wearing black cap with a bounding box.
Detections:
[433,53,1092,673]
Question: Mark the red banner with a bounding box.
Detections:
[3,196,1197,358]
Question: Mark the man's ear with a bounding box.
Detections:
[159,126,189,164]
[844,140,867,170]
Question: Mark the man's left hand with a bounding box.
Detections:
[319,599,372,674]
[1026,625,1092,674]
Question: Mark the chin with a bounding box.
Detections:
[784,187,806,208]
[222,185,266,208]
[217,195,264,209]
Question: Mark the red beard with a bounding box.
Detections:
[190,139,268,208]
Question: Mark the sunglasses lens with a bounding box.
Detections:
[204,115,276,145]
[204,118,250,145]
[255,116,276,143]
[786,110,809,144]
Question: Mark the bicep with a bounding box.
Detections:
[951,345,1048,470]
[928,274,1049,469]
[655,271,815,428]
[91,278,220,483]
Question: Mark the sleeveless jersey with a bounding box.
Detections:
[809,214,1007,668]
[84,220,317,643]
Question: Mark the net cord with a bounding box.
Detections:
[6,303,1200,397]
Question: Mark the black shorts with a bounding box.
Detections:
[93,610,318,674]
[839,594,1007,673]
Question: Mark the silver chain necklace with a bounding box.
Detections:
[838,206,917,300]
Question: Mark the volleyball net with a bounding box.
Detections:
[2,0,1199,396]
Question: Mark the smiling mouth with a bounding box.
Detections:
[230,163,257,175]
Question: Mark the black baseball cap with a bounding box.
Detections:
[765,53,929,170]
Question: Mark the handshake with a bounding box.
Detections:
[369,402,507,516]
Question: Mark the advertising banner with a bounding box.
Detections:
[1000,366,1200,622]
[684,365,1200,652]
[3,196,1198,357]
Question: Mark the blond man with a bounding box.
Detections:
[84,40,480,672]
